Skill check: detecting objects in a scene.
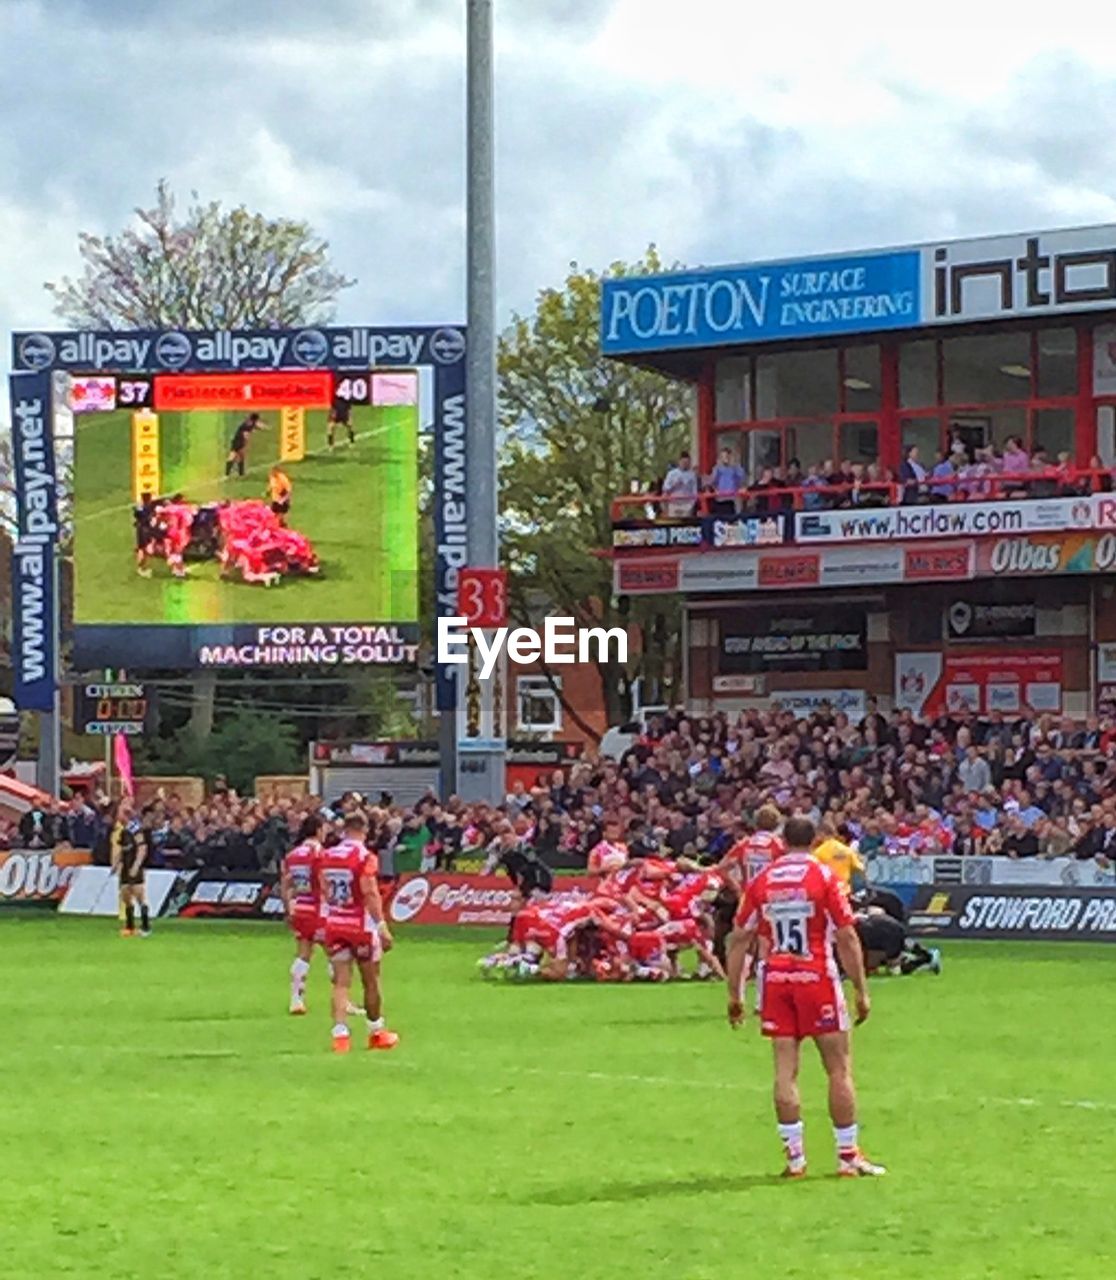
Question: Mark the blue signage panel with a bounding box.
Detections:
[11,325,467,373]
[9,370,59,711]
[600,250,921,355]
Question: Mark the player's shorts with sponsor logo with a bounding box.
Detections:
[760,969,848,1040]
[289,904,323,944]
[323,914,383,963]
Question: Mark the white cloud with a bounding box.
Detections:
[3,0,1116,374]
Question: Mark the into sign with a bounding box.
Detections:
[457,568,508,629]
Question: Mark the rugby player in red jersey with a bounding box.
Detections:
[280,815,324,1015]
[718,804,787,889]
[726,816,884,1179]
[318,813,399,1053]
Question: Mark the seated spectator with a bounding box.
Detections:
[747,466,778,515]
[801,462,828,510]
[1000,437,1031,494]
[1002,815,1039,858]
[19,800,63,850]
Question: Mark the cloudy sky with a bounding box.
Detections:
[3,0,1116,358]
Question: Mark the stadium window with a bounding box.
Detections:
[715,357,752,423]
[899,339,937,408]
[785,421,833,470]
[745,429,782,475]
[841,344,882,412]
[756,348,838,418]
[1032,408,1075,461]
[517,676,562,734]
[901,416,941,462]
[986,406,1029,453]
[943,331,1032,404]
[1036,328,1078,399]
[839,420,880,464]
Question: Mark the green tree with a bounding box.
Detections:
[499,249,692,733]
[46,180,354,329]
[132,709,301,796]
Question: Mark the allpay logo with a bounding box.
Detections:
[16,328,430,370]
[13,393,57,688]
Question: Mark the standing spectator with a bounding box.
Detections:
[707,446,745,516]
[957,745,992,794]
[929,450,955,500]
[899,445,927,503]
[662,452,699,518]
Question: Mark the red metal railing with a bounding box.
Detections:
[610,467,1115,521]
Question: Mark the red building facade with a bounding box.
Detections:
[602,224,1116,722]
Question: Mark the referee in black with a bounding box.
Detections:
[225,412,267,477]
[327,395,356,449]
[111,801,151,938]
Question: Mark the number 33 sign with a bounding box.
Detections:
[457,568,508,629]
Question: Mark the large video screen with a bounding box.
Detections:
[70,369,420,669]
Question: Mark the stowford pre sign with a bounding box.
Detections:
[601,251,921,353]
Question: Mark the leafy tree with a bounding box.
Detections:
[46,180,354,329]
[499,249,692,732]
[132,709,301,796]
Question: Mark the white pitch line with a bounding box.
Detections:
[522,1067,1116,1113]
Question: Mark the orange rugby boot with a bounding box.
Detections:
[332,1031,352,1054]
[838,1150,887,1178]
[367,1028,400,1051]
[781,1156,808,1180]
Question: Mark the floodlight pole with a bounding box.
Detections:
[458,0,505,803]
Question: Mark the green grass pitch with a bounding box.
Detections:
[71,405,419,625]
[2,919,1115,1279]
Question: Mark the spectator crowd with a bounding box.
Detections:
[646,435,1114,519]
[5,702,1116,875]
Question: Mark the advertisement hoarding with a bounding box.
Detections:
[895,650,1063,717]
[721,606,867,674]
[12,327,465,707]
[795,496,1094,545]
[611,513,785,551]
[907,884,1116,942]
[0,850,90,905]
[387,873,600,927]
[8,370,58,711]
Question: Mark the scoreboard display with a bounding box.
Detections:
[67,363,422,671]
[68,370,386,414]
[73,682,154,736]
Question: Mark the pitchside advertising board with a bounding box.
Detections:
[908,885,1116,942]
[601,223,1116,354]
[9,326,466,713]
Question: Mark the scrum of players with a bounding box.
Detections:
[134,493,319,587]
[474,805,939,985]
[479,856,728,982]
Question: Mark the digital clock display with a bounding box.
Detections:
[74,683,152,736]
